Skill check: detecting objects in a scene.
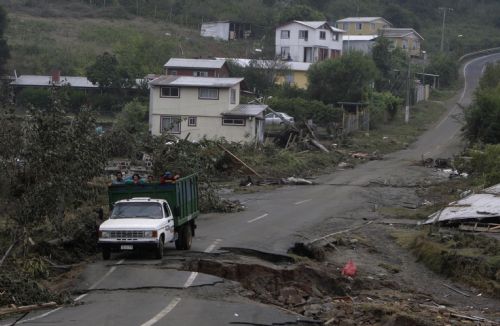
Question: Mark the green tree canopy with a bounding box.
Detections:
[307,53,378,105]
[86,52,130,89]
[277,4,325,24]
[426,54,458,88]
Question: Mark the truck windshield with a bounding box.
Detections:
[111,202,163,219]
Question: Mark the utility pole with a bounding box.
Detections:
[405,55,411,124]
[439,7,453,52]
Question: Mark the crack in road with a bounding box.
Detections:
[73,280,226,295]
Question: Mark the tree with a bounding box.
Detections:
[0,5,10,72]
[382,4,420,31]
[227,59,289,96]
[86,52,130,89]
[307,53,378,105]
[114,99,149,134]
[277,4,325,23]
[426,54,458,88]
[0,88,107,238]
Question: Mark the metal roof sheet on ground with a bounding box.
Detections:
[150,76,243,87]
[11,75,97,88]
[164,58,226,69]
[343,35,378,41]
[424,183,500,224]
[223,104,268,117]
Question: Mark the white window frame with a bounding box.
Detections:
[160,86,180,98]
[299,30,308,40]
[357,23,362,30]
[187,116,197,127]
[280,30,290,39]
[161,116,181,134]
[319,31,326,40]
[332,33,339,41]
[222,117,245,126]
[198,87,219,100]
[230,89,236,104]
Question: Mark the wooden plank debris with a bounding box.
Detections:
[0,302,58,317]
[217,144,263,178]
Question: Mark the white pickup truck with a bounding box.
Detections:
[98,198,175,259]
[98,175,199,260]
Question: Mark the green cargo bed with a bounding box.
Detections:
[108,174,199,227]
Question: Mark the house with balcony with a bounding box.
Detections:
[379,28,424,57]
[336,17,392,35]
[275,21,344,63]
[164,58,230,77]
[148,76,267,143]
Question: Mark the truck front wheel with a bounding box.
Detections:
[102,247,111,260]
[155,237,164,259]
[175,225,192,250]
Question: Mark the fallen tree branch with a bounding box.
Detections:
[0,302,58,317]
[442,283,471,297]
[217,144,263,178]
[309,221,374,245]
[0,241,16,268]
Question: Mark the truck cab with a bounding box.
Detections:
[98,198,174,259]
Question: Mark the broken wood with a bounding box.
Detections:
[309,221,374,245]
[217,144,263,178]
[0,241,16,268]
[442,283,470,297]
[309,139,329,153]
[0,302,58,317]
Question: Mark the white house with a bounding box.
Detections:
[275,21,344,63]
[149,76,267,143]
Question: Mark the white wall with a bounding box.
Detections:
[149,83,263,142]
[200,22,230,41]
[275,23,343,62]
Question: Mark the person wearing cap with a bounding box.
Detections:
[160,171,174,184]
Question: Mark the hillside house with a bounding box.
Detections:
[200,21,252,41]
[149,76,266,143]
[336,17,392,35]
[275,21,344,63]
[164,58,230,77]
[379,28,424,57]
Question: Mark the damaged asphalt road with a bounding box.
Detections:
[3,54,500,326]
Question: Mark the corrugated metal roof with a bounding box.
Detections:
[11,75,97,88]
[337,17,391,24]
[343,35,378,41]
[424,183,500,224]
[150,75,243,87]
[224,104,268,117]
[379,28,424,40]
[164,58,226,69]
[280,21,344,33]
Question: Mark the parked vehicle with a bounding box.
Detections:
[98,174,199,260]
[264,112,295,125]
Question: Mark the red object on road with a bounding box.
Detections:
[341,260,357,277]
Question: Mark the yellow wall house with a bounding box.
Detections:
[336,17,392,35]
[379,28,424,57]
[149,76,267,143]
[226,59,312,89]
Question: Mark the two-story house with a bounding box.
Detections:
[379,28,424,57]
[275,21,344,63]
[336,17,392,35]
[149,76,267,143]
[164,58,230,77]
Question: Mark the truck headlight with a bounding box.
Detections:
[144,231,157,238]
[100,231,110,238]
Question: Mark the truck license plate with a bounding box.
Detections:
[121,245,133,250]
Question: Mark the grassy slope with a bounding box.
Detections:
[4,11,255,75]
